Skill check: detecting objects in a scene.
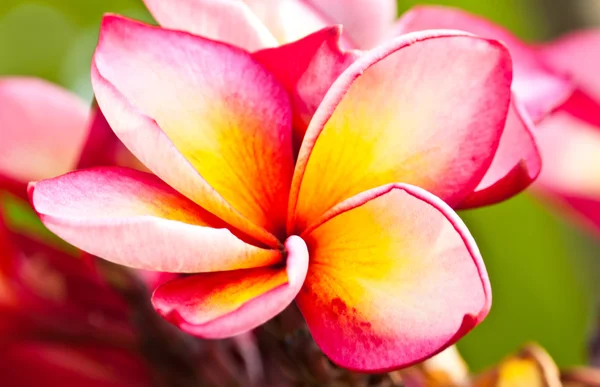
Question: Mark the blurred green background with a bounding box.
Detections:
[1,0,598,373]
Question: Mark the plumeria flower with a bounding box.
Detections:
[30,14,514,371]
[0,76,142,200]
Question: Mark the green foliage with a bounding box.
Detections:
[458,195,597,371]
[0,0,150,98]
[1,193,78,254]
[397,0,546,40]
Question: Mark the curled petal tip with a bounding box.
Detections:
[284,235,309,286]
[27,181,37,201]
[152,236,308,339]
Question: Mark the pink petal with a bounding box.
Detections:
[152,235,308,338]
[297,183,490,371]
[29,167,280,273]
[558,89,600,129]
[534,112,600,235]
[92,15,294,246]
[133,270,179,291]
[142,0,277,51]
[307,0,397,48]
[457,97,542,208]
[0,77,89,197]
[253,26,359,152]
[537,30,600,127]
[393,5,574,122]
[289,31,512,233]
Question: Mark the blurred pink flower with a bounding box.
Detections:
[533,31,600,234]
[29,15,516,370]
[0,210,153,387]
[0,77,142,199]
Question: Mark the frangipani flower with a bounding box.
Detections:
[29,15,515,370]
[0,76,142,200]
[136,0,543,208]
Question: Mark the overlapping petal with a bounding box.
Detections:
[537,30,600,126]
[92,15,294,245]
[153,235,308,338]
[142,0,277,51]
[297,184,490,371]
[29,167,280,273]
[253,26,359,151]
[0,77,89,197]
[308,0,397,49]
[534,113,600,234]
[394,5,574,122]
[458,98,541,208]
[289,31,512,232]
